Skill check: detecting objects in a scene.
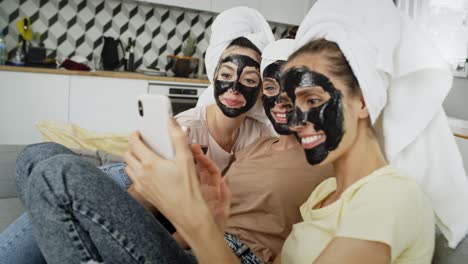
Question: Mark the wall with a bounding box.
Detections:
[0,0,289,71]
[444,78,468,120]
[444,78,468,173]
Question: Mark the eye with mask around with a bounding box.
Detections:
[261,60,293,135]
[214,54,261,118]
[281,66,345,165]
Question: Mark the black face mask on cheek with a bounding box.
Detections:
[261,60,292,135]
[282,66,345,165]
[214,55,261,118]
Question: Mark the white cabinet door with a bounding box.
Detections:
[138,0,211,12]
[260,0,309,25]
[69,76,148,134]
[211,0,260,13]
[0,71,70,144]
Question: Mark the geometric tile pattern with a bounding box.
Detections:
[0,0,289,72]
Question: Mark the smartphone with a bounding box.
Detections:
[137,94,174,159]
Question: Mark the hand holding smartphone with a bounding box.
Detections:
[137,94,174,159]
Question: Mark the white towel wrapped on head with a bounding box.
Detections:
[196,6,275,123]
[260,39,297,76]
[295,0,468,247]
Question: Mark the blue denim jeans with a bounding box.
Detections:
[3,143,263,264]
[14,142,198,263]
[0,155,135,264]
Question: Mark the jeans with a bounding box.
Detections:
[14,142,198,264]
[3,143,263,264]
[0,153,133,264]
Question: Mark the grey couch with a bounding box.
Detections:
[1,145,467,263]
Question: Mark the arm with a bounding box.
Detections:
[176,206,240,264]
[124,119,239,264]
[127,185,158,214]
[314,237,390,264]
[172,232,189,249]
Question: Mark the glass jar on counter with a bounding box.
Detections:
[0,33,6,65]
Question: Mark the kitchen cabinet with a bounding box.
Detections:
[138,0,316,25]
[0,71,69,144]
[260,0,310,25]
[211,0,260,13]
[169,0,211,11]
[138,0,211,12]
[0,67,206,144]
[69,76,148,134]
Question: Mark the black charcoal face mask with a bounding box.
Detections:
[261,60,292,135]
[282,66,345,165]
[214,54,261,118]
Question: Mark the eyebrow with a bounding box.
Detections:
[220,64,236,71]
[263,77,277,82]
[242,69,260,75]
[295,86,325,96]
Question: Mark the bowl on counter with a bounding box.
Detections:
[167,55,199,78]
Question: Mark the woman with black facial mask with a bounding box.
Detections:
[18,1,456,264]
[93,1,441,264]
[176,6,277,174]
[176,36,274,174]
[216,39,332,263]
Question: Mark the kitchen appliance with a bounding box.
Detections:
[26,46,46,65]
[148,81,208,115]
[101,36,124,70]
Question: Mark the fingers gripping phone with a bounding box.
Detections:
[137,94,174,160]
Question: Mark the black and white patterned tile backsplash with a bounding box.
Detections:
[0,0,289,71]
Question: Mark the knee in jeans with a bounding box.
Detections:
[33,154,97,184]
[16,143,71,174]
[26,154,94,205]
[16,143,73,197]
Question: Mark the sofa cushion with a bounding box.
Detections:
[36,121,129,156]
[433,228,468,264]
[0,145,24,199]
[0,198,24,232]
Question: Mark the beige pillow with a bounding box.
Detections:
[36,121,129,156]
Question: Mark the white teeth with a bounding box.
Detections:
[302,135,324,145]
[276,113,286,118]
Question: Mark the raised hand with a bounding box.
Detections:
[191,144,232,232]
[124,119,210,231]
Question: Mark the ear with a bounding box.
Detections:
[357,96,370,119]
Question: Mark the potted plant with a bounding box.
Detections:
[167,36,199,78]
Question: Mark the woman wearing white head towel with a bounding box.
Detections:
[176,6,276,173]
[107,0,468,263]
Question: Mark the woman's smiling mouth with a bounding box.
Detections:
[300,133,326,149]
[271,110,287,123]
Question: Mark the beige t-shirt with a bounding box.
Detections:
[224,137,333,264]
[175,105,275,172]
[281,166,435,264]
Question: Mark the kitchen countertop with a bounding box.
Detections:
[0,65,210,85]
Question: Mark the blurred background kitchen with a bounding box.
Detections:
[0,0,299,74]
[0,0,467,167]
